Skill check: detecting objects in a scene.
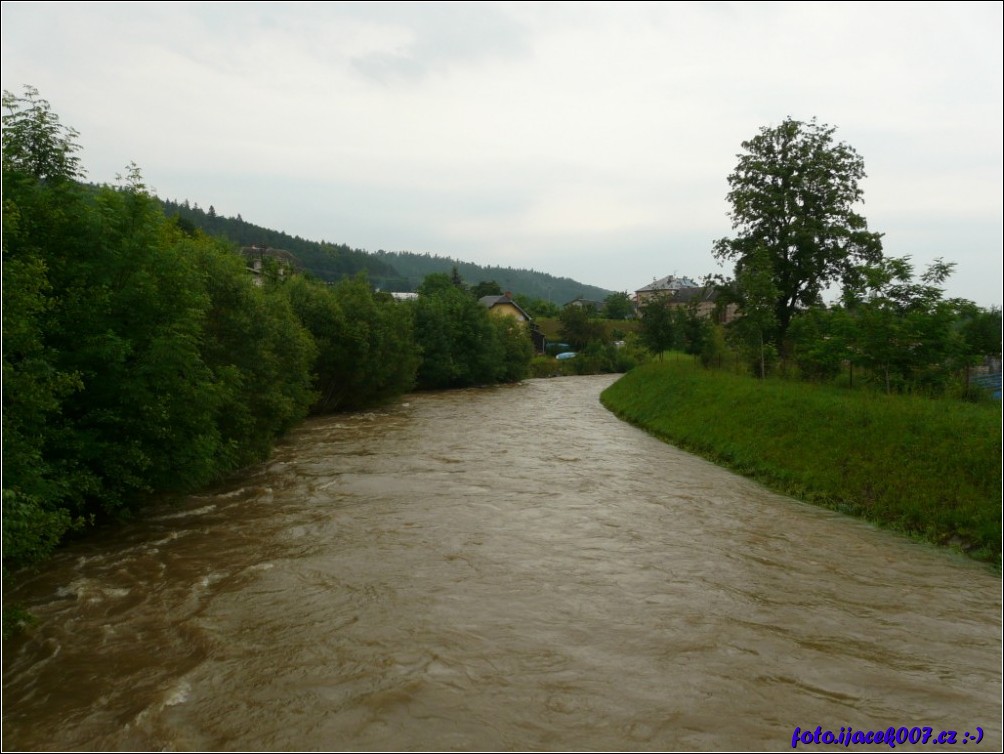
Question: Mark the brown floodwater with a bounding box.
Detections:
[3,375,1000,751]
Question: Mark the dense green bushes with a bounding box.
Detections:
[412,273,533,389]
[2,158,322,569]
[527,336,650,378]
[1,89,533,574]
[601,359,1002,561]
[281,275,419,412]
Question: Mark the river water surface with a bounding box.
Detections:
[3,376,1001,751]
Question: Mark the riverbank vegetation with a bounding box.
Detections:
[2,88,533,577]
[601,359,1002,562]
[692,117,1001,396]
[606,118,1002,564]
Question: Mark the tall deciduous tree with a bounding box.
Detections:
[3,86,87,568]
[472,280,503,299]
[841,256,966,394]
[731,245,780,378]
[558,304,605,350]
[713,117,884,342]
[2,85,82,181]
[414,275,502,389]
[603,292,634,320]
[637,295,676,359]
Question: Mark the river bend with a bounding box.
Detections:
[3,375,1000,751]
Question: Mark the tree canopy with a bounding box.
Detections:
[603,292,634,320]
[713,117,884,342]
[2,85,83,182]
[558,304,605,350]
[637,296,676,359]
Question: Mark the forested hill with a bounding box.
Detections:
[374,251,614,304]
[159,199,613,302]
[159,199,409,290]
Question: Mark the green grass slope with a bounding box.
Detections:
[601,359,1002,562]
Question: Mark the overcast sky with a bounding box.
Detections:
[3,2,1001,305]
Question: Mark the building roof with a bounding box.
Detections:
[635,274,699,294]
[478,294,532,321]
[563,296,605,311]
[669,286,719,304]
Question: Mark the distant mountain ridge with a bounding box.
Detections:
[373,250,614,304]
[159,199,614,303]
[159,198,408,290]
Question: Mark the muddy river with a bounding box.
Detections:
[3,375,1000,750]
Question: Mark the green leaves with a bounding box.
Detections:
[281,274,419,412]
[714,117,884,340]
[637,295,676,359]
[414,281,501,388]
[412,275,534,389]
[492,315,534,383]
[193,239,316,468]
[1,88,541,578]
[558,303,605,350]
[2,86,83,182]
[602,292,634,320]
[786,257,995,395]
[1,89,322,570]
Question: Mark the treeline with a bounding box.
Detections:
[781,260,1001,396]
[633,280,1000,399]
[677,261,1001,399]
[159,199,410,290]
[157,200,617,305]
[698,117,1002,396]
[2,88,533,574]
[374,250,614,304]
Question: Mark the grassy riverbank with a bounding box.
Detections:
[600,359,1002,562]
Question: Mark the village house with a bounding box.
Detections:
[664,285,739,324]
[634,274,738,324]
[478,292,532,322]
[479,292,547,352]
[633,274,700,305]
[240,246,300,286]
[563,296,605,314]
